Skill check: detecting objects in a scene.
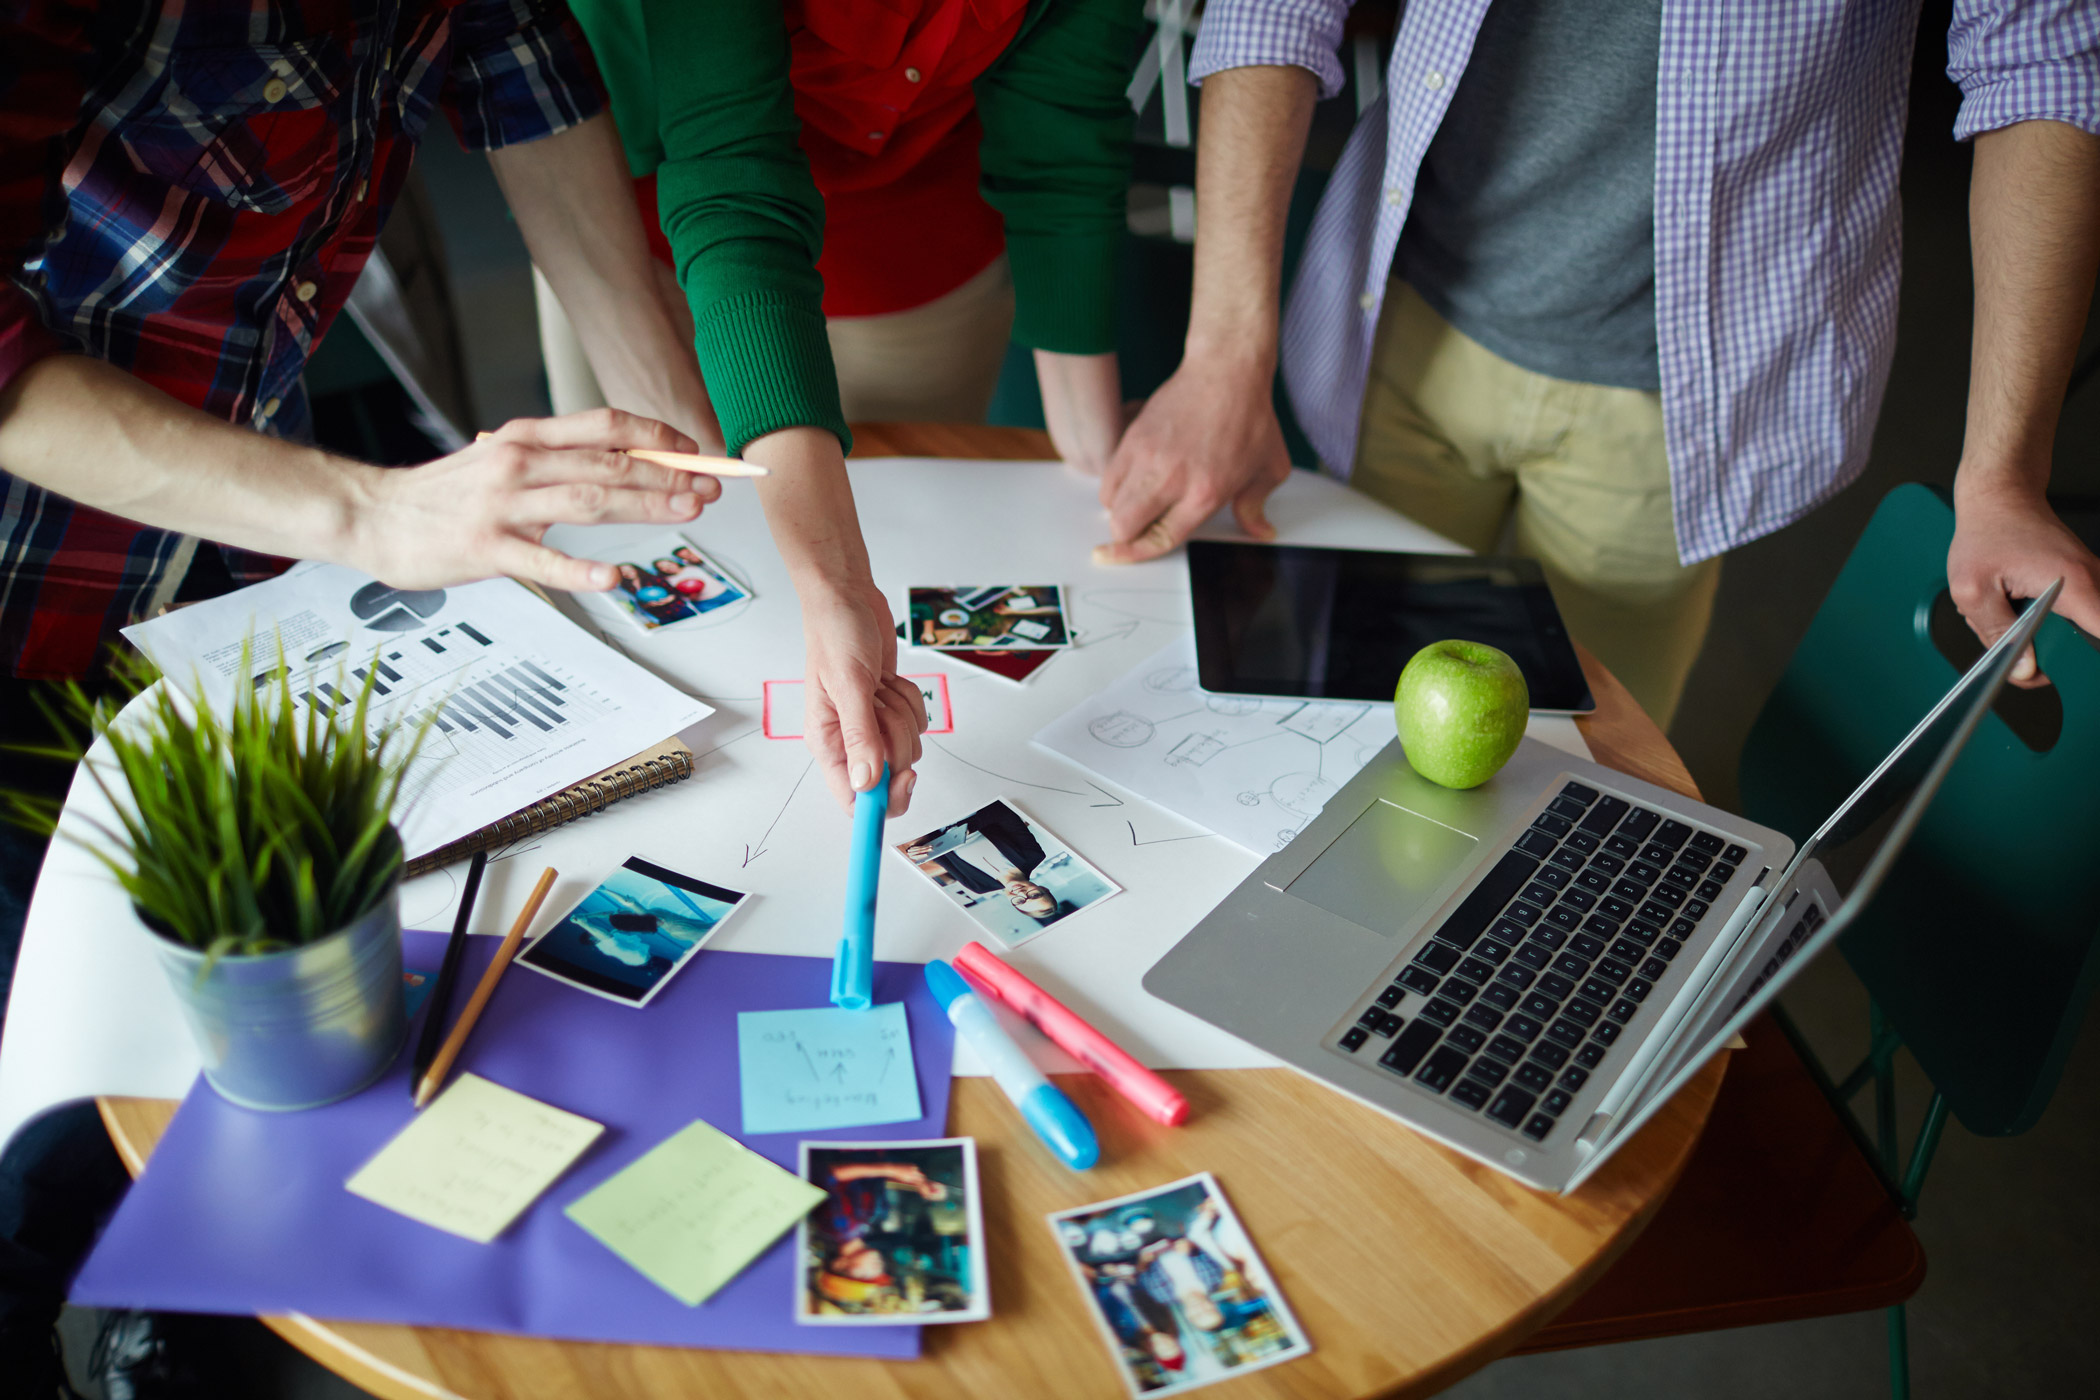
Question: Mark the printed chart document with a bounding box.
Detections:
[124,563,711,859]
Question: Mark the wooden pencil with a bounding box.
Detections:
[471,432,769,478]
[413,866,559,1109]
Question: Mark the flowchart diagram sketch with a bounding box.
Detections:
[1032,640,1398,854]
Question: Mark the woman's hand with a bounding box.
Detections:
[798,574,927,816]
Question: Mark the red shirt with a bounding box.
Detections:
[638,0,1030,318]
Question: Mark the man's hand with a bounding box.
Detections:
[348,409,717,593]
[799,576,927,816]
[1093,355,1293,565]
[1948,480,2100,686]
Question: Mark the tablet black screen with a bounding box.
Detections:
[1187,541,1594,712]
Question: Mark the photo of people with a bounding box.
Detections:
[1050,1174,1311,1396]
[604,536,751,631]
[795,1138,988,1325]
[907,586,1072,649]
[516,857,749,1007]
[893,798,1120,948]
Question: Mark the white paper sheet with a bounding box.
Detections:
[1033,638,1589,856]
[122,564,711,858]
[1,460,1604,1150]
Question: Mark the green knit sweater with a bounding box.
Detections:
[567,0,1144,455]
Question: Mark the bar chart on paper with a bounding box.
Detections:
[125,565,712,858]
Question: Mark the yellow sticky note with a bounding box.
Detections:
[565,1119,825,1307]
[346,1074,603,1244]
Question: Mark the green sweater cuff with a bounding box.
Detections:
[691,290,852,457]
[1006,230,1122,355]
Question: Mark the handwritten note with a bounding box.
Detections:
[736,1002,922,1135]
[345,1074,603,1244]
[564,1119,826,1306]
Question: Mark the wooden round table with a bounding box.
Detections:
[101,424,1725,1400]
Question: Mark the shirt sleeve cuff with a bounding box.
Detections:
[1951,73,2100,142]
[1006,231,1121,355]
[0,287,66,398]
[691,289,853,457]
[1187,0,1350,101]
[445,1,608,151]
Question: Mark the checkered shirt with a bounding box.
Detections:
[0,0,603,679]
[1191,0,2100,564]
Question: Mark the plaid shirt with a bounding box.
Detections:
[0,0,603,679]
[1193,1,2100,565]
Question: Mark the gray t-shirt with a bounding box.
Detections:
[1393,0,1664,391]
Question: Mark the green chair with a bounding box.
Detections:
[1738,482,2100,1398]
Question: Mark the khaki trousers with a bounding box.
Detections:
[535,254,1015,429]
[1351,282,1720,729]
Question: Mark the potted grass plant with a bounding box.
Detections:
[9,651,427,1110]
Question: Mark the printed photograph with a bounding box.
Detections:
[605,536,751,631]
[1050,1174,1311,1396]
[893,799,1120,948]
[796,1138,988,1325]
[516,857,749,1007]
[907,586,1071,650]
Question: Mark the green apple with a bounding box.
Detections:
[1393,640,1529,789]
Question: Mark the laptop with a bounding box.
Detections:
[1144,583,2060,1192]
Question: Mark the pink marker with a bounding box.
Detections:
[953,942,1190,1126]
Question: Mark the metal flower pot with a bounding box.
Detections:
[151,883,407,1111]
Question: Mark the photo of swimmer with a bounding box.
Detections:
[1050,1173,1311,1396]
[516,857,749,1006]
[796,1138,988,1325]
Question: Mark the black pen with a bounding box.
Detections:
[411,849,488,1096]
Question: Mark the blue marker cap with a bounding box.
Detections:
[923,957,972,1011]
[1021,1083,1100,1170]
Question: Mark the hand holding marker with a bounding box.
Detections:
[925,959,1098,1170]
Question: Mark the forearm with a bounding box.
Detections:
[0,356,362,560]
[490,114,718,448]
[1183,66,1319,375]
[1035,349,1124,476]
[744,426,872,591]
[1955,120,2100,506]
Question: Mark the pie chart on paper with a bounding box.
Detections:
[350,583,447,633]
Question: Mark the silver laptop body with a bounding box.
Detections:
[1144,584,2058,1192]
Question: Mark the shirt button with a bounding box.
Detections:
[1385,187,1403,206]
[1423,70,1445,90]
[355,179,368,202]
[867,131,883,141]
[271,58,293,77]
[263,78,289,103]
[295,280,318,303]
[904,66,921,83]
[258,397,281,419]
[1359,291,1378,311]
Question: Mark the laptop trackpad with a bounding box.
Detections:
[1285,799,1479,938]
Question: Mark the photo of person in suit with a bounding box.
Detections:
[895,798,1119,948]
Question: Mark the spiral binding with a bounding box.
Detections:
[403,750,694,878]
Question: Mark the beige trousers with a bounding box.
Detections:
[1351,282,1720,729]
[535,253,1016,428]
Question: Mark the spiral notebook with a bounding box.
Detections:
[403,735,695,878]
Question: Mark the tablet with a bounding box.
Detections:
[1187,540,1595,713]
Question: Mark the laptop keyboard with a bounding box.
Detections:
[1332,781,1749,1146]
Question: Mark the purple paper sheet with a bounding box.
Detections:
[73,935,954,1358]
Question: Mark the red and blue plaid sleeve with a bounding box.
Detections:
[0,0,95,396]
[443,0,608,151]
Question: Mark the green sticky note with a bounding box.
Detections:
[736,1002,921,1135]
[345,1074,603,1244]
[565,1119,826,1307]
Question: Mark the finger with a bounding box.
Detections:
[507,448,723,503]
[1091,494,1218,567]
[873,682,923,814]
[1103,458,1186,544]
[511,482,709,527]
[494,406,698,455]
[488,536,620,592]
[1230,484,1279,542]
[825,671,889,799]
[1951,572,2040,686]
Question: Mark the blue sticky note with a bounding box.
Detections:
[736,1003,922,1136]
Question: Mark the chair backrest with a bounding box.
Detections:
[1740,484,2100,1137]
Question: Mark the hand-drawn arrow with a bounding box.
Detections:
[1072,619,1142,649]
[1127,820,1212,848]
[745,757,815,865]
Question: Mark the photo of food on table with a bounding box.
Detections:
[893,798,1121,948]
[907,585,1071,649]
[605,536,751,631]
[1051,1173,1310,1397]
[796,1138,988,1325]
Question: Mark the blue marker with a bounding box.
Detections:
[924,959,1098,1170]
[830,763,888,1011]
